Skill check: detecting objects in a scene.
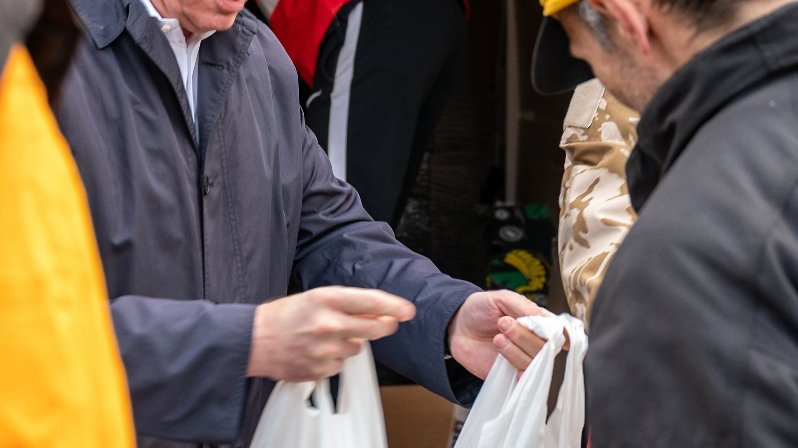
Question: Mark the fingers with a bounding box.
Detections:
[494,316,546,371]
[492,289,554,319]
[301,359,344,382]
[314,286,416,322]
[290,339,365,381]
[306,286,413,340]
[248,287,415,382]
[311,338,363,360]
[562,328,571,351]
[331,314,400,341]
[311,338,364,379]
[493,334,532,371]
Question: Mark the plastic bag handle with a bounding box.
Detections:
[310,379,336,414]
[543,315,588,448]
[308,339,371,415]
[454,314,587,448]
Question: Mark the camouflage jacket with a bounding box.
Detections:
[558,79,638,323]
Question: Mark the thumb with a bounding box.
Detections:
[493,290,552,318]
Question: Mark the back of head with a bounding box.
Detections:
[650,0,747,31]
[0,0,43,67]
[24,0,81,107]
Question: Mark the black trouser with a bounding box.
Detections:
[304,0,466,225]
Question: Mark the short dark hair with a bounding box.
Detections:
[650,0,745,31]
[578,0,746,33]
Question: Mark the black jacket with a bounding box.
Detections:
[587,3,798,447]
[58,0,482,445]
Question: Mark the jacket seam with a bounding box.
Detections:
[737,149,798,448]
[219,121,248,300]
[230,305,255,443]
[791,73,798,120]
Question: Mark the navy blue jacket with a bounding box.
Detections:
[58,0,482,445]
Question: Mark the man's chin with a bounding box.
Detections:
[217,0,247,15]
[603,84,644,114]
[198,15,239,34]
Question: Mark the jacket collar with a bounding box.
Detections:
[627,2,798,211]
[68,0,128,49]
[68,0,258,154]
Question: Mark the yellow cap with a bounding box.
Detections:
[540,0,580,16]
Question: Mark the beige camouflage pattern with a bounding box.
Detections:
[558,79,639,324]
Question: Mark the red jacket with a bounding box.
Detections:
[260,0,468,86]
[266,0,351,86]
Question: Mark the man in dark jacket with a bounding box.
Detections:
[259,0,468,225]
[57,0,547,446]
[532,0,798,446]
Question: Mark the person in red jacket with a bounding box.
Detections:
[255,0,468,225]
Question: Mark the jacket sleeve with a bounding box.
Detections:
[111,295,257,443]
[290,111,484,407]
[558,79,638,324]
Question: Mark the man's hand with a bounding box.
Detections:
[447,290,552,379]
[246,286,415,381]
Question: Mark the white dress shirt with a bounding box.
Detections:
[139,0,215,136]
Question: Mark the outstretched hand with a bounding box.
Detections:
[447,290,552,379]
[246,286,415,382]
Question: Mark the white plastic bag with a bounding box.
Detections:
[454,314,588,448]
[249,342,387,448]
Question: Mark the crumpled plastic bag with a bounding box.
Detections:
[454,314,588,448]
[249,342,387,448]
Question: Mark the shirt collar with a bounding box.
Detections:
[138,0,167,21]
[137,0,214,44]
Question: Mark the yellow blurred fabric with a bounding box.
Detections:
[0,46,135,447]
[540,0,579,16]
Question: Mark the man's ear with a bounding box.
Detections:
[587,0,652,54]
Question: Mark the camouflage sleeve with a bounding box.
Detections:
[558,79,639,323]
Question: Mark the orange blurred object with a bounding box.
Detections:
[0,46,135,447]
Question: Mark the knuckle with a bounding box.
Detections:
[377,319,399,337]
[313,321,343,337]
[345,340,363,357]
[365,324,389,340]
[303,288,321,301]
[318,290,345,309]
[314,360,342,379]
[310,365,326,379]
[501,346,522,364]
[328,360,344,376]
[307,286,341,303]
[311,343,338,360]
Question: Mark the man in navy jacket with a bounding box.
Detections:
[58,0,547,446]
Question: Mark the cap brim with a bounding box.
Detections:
[532,17,594,95]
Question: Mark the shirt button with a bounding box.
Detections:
[161,24,171,33]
